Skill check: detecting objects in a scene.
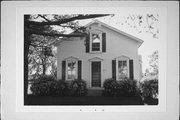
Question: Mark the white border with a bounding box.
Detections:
[16,6,166,113]
[2,1,179,120]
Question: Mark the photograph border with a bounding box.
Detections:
[16,4,166,112]
[1,1,179,120]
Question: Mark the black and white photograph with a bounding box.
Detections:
[1,1,179,120]
[24,13,159,105]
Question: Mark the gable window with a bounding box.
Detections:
[91,33,101,51]
[85,29,106,53]
[67,60,77,80]
[118,60,128,79]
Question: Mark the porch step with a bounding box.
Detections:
[87,88,104,96]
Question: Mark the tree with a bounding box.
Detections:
[28,35,55,78]
[143,50,158,80]
[149,50,158,76]
[24,14,110,103]
[121,13,159,38]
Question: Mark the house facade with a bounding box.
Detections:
[55,20,143,88]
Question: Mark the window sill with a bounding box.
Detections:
[89,51,103,54]
[66,79,76,81]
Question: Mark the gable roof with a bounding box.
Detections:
[85,20,144,46]
[53,20,144,47]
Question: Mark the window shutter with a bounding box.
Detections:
[62,61,66,80]
[86,34,90,53]
[129,59,134,80]
[78,60,82,80]
[102,33,106,52]
[112,60,116,80]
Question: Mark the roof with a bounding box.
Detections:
[85,20,144,46]
[53,20,144,47]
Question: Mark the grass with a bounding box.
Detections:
[25,95,145,105]
[143,97,158,105]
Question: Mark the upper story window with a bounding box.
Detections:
[91,33,101,52]
[85,28,106,53]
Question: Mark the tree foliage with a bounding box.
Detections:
[149,50,158,75]
[144,50,158,79]
[121,14,159,38]
[28,35,56,78]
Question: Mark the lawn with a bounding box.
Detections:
[26,95,145,105]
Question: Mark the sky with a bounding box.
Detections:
[76,13,159,73]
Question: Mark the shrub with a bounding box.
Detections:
[31,75,56,84]
[30,76,88,96]
[69,79,87,96]
[103,78,119,96]
[118,79,140,97]
[140,79,158,99]
[30,75,68,96]
[103,78,140,97]
[30,75,55,95]
[48,80,69,96]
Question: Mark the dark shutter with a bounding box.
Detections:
[78,60,82,80]
[62,61,66,80]
[129,59,134,80]
[102,33,106,52]
[86,34,90,53]
[112,60,116,80]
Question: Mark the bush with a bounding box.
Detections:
[30,75,68,96]
[140,79,158,99]
[31,75,56,84]
[103,78,119,96]
[69,79,87,96]
[118,79,140,97]
[55,80,69,96]
[103,78,140,97]
[30,76,88,96]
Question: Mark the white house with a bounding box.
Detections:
[55,20,143,88]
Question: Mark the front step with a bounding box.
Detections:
[87,88,104,96]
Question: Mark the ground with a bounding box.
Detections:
[26,95,146,105]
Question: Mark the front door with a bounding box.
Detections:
[91,61,101,87]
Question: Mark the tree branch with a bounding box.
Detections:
[27,29,86,37]
[27,14,111,26]
[38,14,51,22]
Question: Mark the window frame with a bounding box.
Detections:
[115,56,130,80]
[90,30,103,53]
[65,58,78,80]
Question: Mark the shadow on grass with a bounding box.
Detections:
[25,95,145,105]
[143,97,158,105]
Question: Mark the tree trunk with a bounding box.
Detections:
[41,57,46,75]
[42,64,46,75]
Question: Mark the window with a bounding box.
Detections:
[118,60,128,79]
[92,33,101,51]
[67,60,77,80]
[114,56,130,80]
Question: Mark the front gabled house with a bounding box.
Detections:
[55,20,143,88]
